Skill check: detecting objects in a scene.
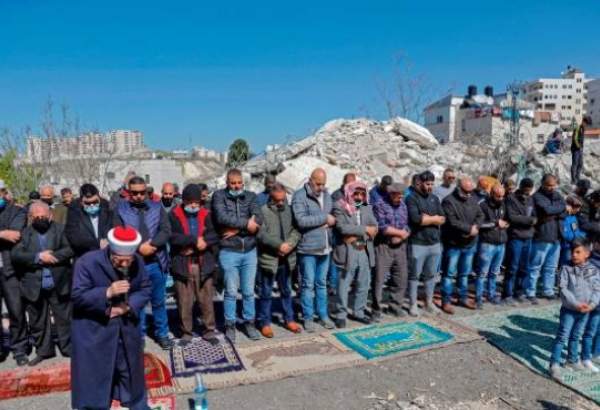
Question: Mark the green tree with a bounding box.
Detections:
[226,138,250,168]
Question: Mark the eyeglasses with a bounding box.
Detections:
[83,200,100,206]
[129,190,146,197]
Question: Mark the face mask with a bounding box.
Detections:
[161,197,173,207]
[0,198,6,209]
[228,189,243,197]
[32,218,51,233]
[354,200,364,208]
[84,204,100,216]
[184,206,199,214]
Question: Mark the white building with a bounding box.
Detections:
[423,95,464,143]
[586,78,600,127]
[520,66,589,126]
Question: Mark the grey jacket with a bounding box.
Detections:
[257,202,301,274]
[331,203,378,271]
[559,262,600,311]
[211,189,263,252]
[291,183,333,254]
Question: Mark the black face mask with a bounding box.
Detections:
[32,218,51,233]
[161,197,173,207]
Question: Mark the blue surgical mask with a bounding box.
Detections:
[0,198,6,209]
[184,206,199,214]
[84,204,100,216]
[228,189,243,197]
[354,201,364,208]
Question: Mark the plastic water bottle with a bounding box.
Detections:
[194,372,209,410]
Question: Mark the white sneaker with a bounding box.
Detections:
[549,363,562,380]
[565,361,586,371]
[583,360,600,372]
[408,304,420,317]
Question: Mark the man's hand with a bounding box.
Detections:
[326,215,336,227]
[38,250,58,265]
[390,237,402,245]
[196,237,207,251]
[469,225,479,237]
[279,242,293,256]
[397,229,410,240]
[109,302,130,318]
[222,227,240,239]
[579,303,591,313]
[99,239,109,249]
[566,205,575,215]
[138,241,157,256]
[0,230,21,243]
[498,219,509,229]
[106,280,131,299]
[247,216,260,234]
[365,226,378,239]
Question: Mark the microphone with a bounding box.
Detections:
[116,266,130,304]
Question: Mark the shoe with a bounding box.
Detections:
[565,361,586,371]
[179,338,192,347]
[371,310,383,323]
[28,355,50,367]
[334,318,347,329]
[503,297,517,307]
[203,332,220,346]
[284,321,302,334]
[441,303,455,315]
[388,307,407,318]
[244,322,261,341]
[352,315,371,325]
[408,304,420,317]
[157,337,174,350]
[225,322,237,343]
[489,296,501,305]
[543,294,557,301]
[260,325,274,338]
[527,296,539,305]
[459,299,476,310]
[15,355,29,367]
[582,360,600,373]
[304,319,316,333]
[423,303,441,316]
[476,301,483,310]
[515,295,527,303]
[318,317,335,330]
[549,363,562,380]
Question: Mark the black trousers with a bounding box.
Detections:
[27,288,71,357]
[571,150,583,183]
[0,272,29,357]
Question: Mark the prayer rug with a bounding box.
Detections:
[169,335,244,378]
[457,304,600,405]
[333,321,454,360]
[111,394,176,410]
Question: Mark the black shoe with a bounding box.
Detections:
[179,338,192,347]
[244,322,261,341]
[28,355,50,367]
[203,332,220,346]
[387,307,407,318]
[334,318,347,329]
[224,322,236,343]
[527,296,539,305]
[371,310,383,323]
[15,355,29,367]
[157,337,174,350]
[543,294,557,301]
[352,315,372,325]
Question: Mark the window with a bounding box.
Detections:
[569,84,573,89]
[537,134,545,143]
[106,172,116,180]
[563,85,567,89]
[576,109,581,114]
[568,95,572,99]
[145,174,150,183]
[436,115,444,124]
[576,99,581,104]
[568,106,572,109]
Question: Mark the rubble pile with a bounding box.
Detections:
[217,117,600,192]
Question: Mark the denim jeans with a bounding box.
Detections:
[504,239,531,298]
[219,248,257,323]
[550,307,589,365]
[475,243,505,302]
[328,262,339,292]
[441,244,476,304]
[139,262,170,340]
[334,248,370,320]
[560,242,573,269]
[408,243,442,281]
[525,240,560,297]
[582,307,600,361]
[299,253,330,321]
[256,264,294,327]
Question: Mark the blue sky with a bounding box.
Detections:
[1,1,599,152]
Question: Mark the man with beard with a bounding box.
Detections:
[113,176,173,349]
[71,225,151,410]
[257,174,277,207]
[39,185,68,225]
[11,201,74,366]
[160,182,177,213]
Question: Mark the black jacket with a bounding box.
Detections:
[579,198,600,241]
[168,205,219,281]
[65,204,113,258]
[532,189,566,243]
[406,190,445,246]
[211,189,263,252]
[441,189,484,248]
[0,204,27,277]
[11,223,74,302]
[505,191,537,240]
[479,197,508,244]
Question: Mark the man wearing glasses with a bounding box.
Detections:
[113,176,173,350]
[65,183,113,260]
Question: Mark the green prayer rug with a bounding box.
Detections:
[333,321,454,360]
[458,304,600,405]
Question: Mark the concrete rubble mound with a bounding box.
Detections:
[214,117,600,192]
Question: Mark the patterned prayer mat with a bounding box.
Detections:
[333,321,455,360]
[169,335,244,378]
[457,304,600,405]
[0,353,172,401]
[111,394,176,410]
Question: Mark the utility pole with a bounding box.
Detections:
[507,82,521,146]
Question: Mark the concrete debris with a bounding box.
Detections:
[212,116,600,193]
